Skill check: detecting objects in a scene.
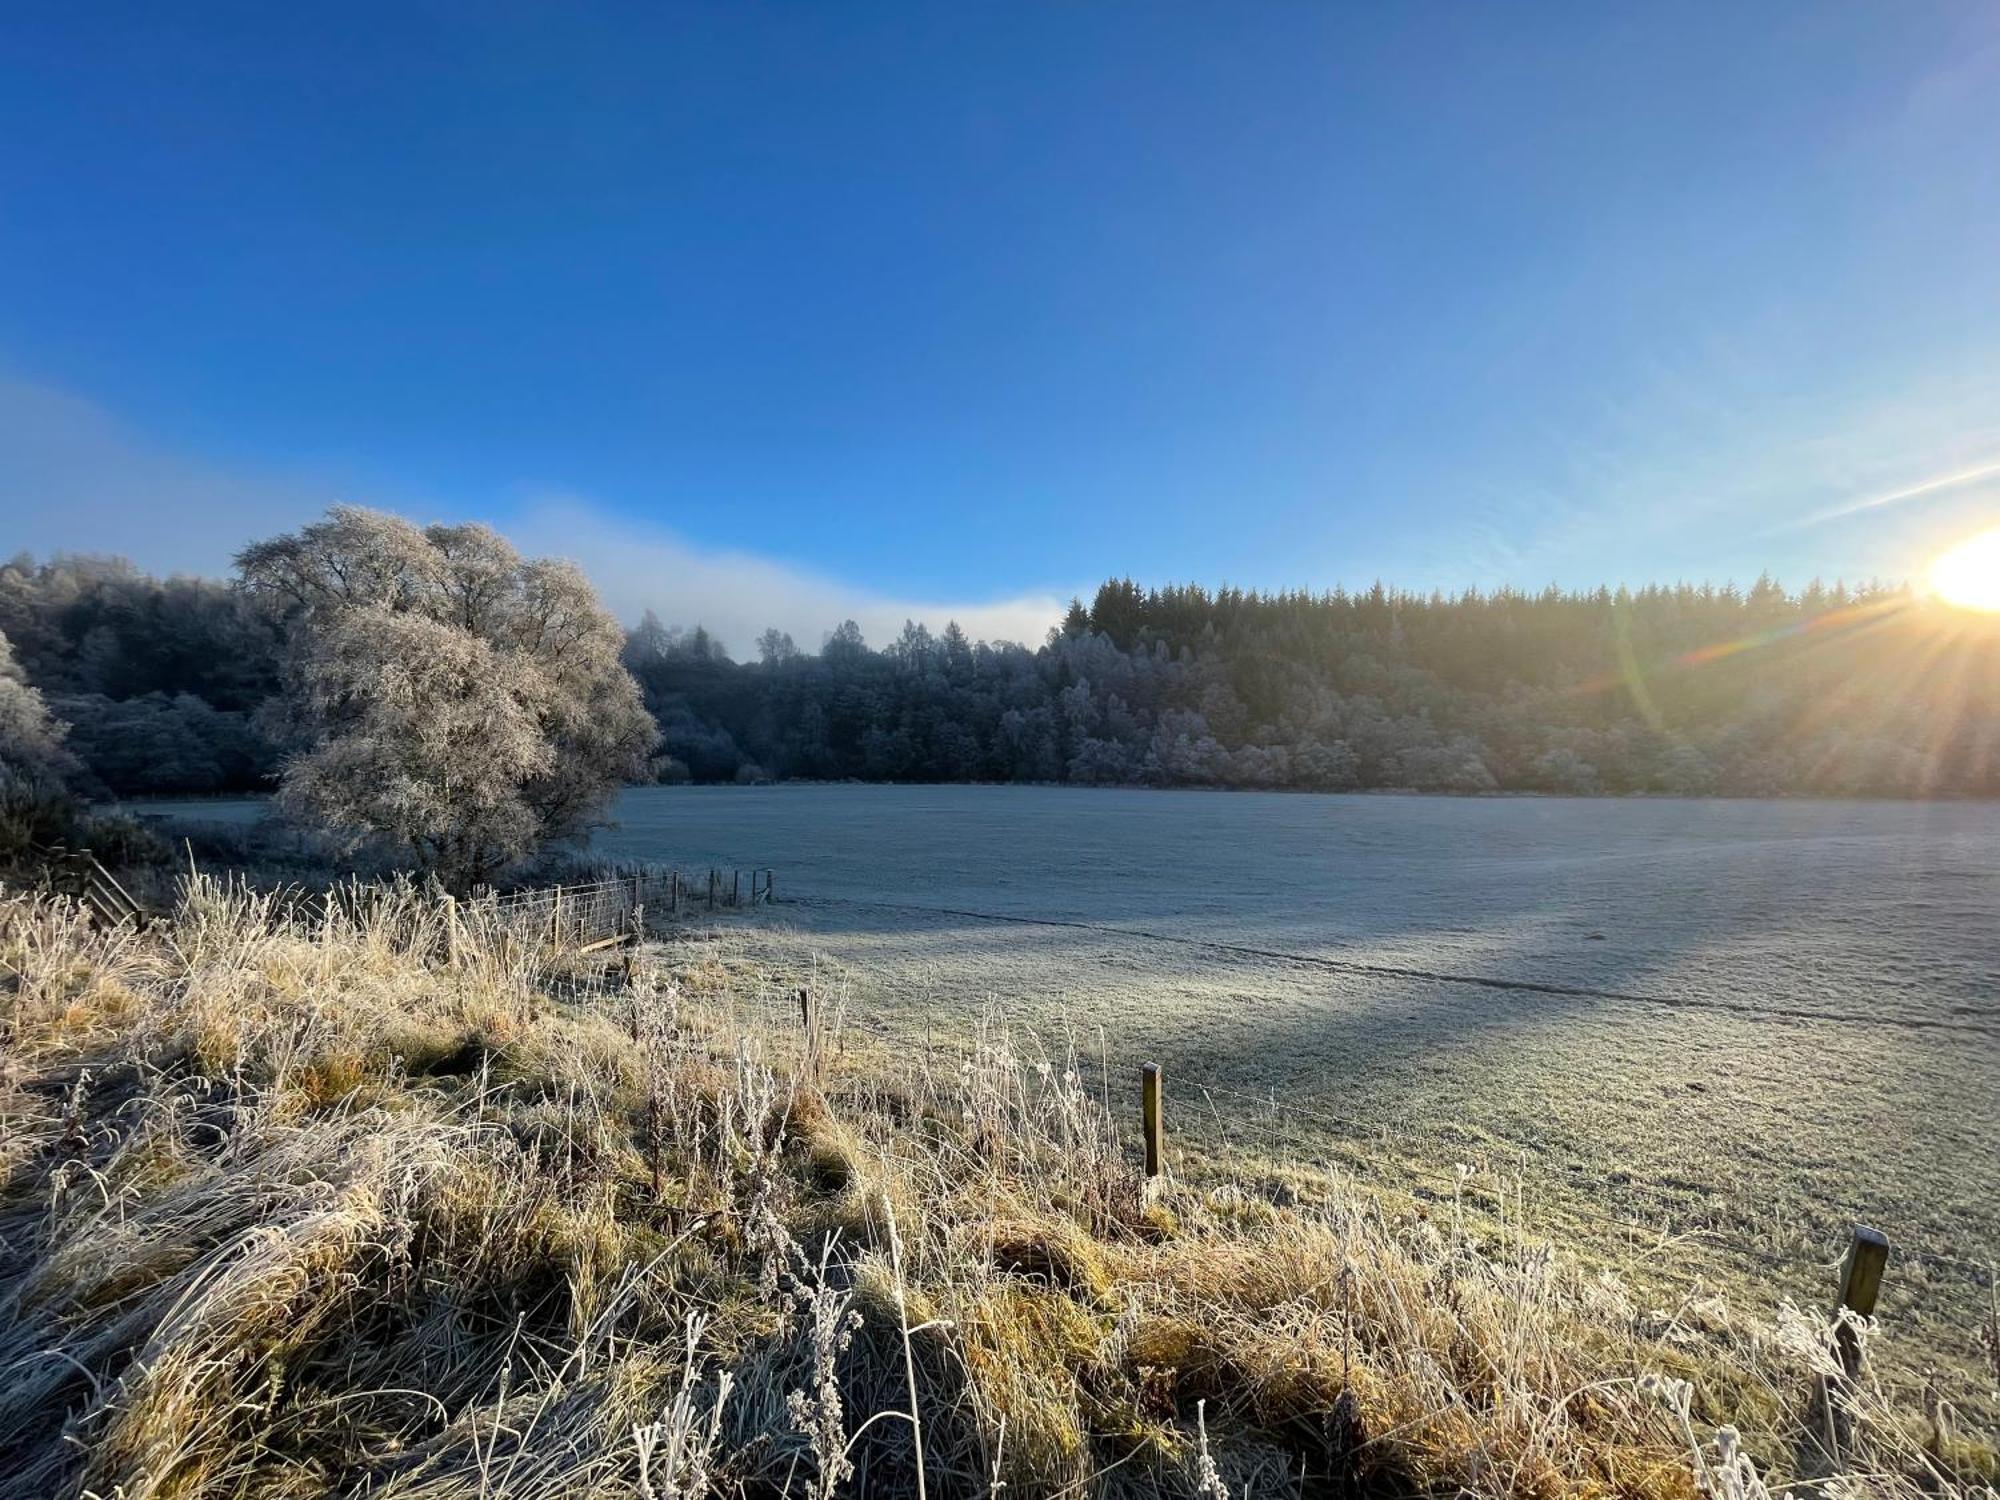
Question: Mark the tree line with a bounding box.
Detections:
[7,526,2000,849]
[628,576,2000,799]
[0,553,279,796]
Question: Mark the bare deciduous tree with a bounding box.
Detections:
[238,507,656,888]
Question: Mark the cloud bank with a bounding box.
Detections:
[509,496,1068,654]
[0,372,331,576]
[0,373,1069,654]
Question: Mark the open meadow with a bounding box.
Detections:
[138,784,2000,1425]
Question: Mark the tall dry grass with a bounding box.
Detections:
[0,876,1991,1499]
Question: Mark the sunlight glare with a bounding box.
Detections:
[1926,528,2000,612]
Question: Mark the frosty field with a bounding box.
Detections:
[142,783,2000,1405]
[631,784,2000,1409]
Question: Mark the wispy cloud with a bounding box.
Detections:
[1787,454,2000,529]
[0,372,1069,652]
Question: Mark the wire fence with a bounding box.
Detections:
[475,864,778,948]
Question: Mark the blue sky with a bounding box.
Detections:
[3,2,1999,648]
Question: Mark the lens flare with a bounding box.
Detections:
[1927,528,2000,612]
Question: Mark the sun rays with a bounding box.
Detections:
[1562,581,2000,796]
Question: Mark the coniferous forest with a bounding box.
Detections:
[5,550,1998,802]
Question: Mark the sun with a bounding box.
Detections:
[1926,528,2000,612]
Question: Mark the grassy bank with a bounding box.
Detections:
[0,879,1989,1499]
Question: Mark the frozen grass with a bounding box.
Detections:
[740,900,2000,1438]
[475,784,1996,1432]
[3,878,1995,1499]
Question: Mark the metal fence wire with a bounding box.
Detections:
[478,865,777,948]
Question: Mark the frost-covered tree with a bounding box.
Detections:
[50,692,265,795]
[238,507,657,888]
[821,619,867,662]
[0,628,77,855]
[1291,738,1359,791]
[1529,746,1600,796]
[0,629,74,789]
[622,609,674,672]
[756,627,799,666]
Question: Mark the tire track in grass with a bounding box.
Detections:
[791,895,2000,1038]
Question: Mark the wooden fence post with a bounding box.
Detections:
[708,869,718,911]
[551,886,564,948]
[798,986,817,1073]
[765,867,775,904]
[732,869,741,907]
[1836,1225,1889,1378]
[632,872,643,920]
[1141,1063,1164,1178]
[622,903,643,984]
[1818,1224,1889,1455]
[670,870,680,917]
